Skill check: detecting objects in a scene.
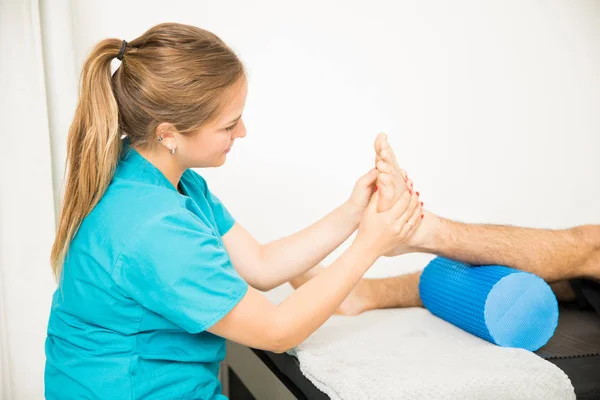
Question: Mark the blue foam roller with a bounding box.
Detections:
[419,257,558,351]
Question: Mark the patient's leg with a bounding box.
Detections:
[290,138,598,315]
[357,273,579,313]
[356,225,598,312]
[373,134,600,282]
[289,255,589,315]
[415,222,600,283]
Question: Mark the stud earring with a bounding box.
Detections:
[158,136,163,142]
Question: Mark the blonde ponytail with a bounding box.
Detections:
[50,39,124,278]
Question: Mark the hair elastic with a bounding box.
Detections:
[116,40,128,61]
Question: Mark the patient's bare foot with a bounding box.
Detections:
[373,133,442,254]
[374,133,409,212]
[335,279,373,316]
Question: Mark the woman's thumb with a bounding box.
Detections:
[360,168,378,186]
[367,191,379,213]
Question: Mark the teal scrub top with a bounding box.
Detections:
[45,143,249,399]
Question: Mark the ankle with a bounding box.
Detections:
[408,211,447,252]
[336,279,376,316]
[354,279,378,313]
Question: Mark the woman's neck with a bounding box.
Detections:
[136,146,185,190]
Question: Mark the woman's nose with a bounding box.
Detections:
[235,120,247,139]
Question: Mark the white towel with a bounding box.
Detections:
[289,308,575,400]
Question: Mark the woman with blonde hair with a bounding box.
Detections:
[45,22,422,399]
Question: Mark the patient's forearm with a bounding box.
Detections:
[260,203,361,290]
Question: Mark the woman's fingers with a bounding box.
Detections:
[358,168,378,187]
[386,190,412,220]
[390,191,419,227]
[398,200,423,237]
[366,190,379,214]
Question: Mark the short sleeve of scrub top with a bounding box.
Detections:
[112,208,248,333]
[185,171,236,237]
[206,189,235,236]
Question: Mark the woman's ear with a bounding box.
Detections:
[155,122,178,153]
[155,122,177,141]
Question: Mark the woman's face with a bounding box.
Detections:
[178,77,248,168]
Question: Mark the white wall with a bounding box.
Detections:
[63,0,600,280]
[1,1,58,399]
[3,0,599,398]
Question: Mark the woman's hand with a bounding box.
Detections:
[344,168,379,218]
[355,189,422,258]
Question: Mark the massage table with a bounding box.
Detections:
[221,305,600,399]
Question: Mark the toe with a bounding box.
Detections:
[382,140,399,164]
[374,133,388,154]
[400,168,408,181]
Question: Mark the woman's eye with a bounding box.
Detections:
[225,122,238,132]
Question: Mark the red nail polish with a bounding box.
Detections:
[421,214,424,219]
[421,201,424,206]
[416,191,420,196]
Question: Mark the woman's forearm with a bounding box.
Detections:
[271,239,378,352]
[258,202,361,289]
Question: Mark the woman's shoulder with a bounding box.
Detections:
[108,174,183,206]
[89,178,188,234]
[181,169,207,192]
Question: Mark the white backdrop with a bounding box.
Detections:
[1,1,57,399]
[1,0,599,398]
[63,0,600,275]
